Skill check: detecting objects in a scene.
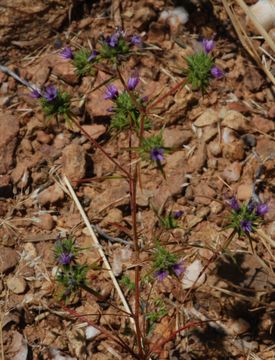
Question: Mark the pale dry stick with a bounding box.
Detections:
[62,175,135,327]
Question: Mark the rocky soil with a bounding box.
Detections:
[0,0,274,359]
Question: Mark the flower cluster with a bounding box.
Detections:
[60,47,98,76]
[99,28,141,61]
[31,85,71,118]
[185,38,223,91]
[228,196,268,235]
[152,245,185,281]
[54,237,88,298]
[138,132,165,163]
[104,72,150,132]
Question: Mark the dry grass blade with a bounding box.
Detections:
[221,0,275,85]
[62,175,135,327]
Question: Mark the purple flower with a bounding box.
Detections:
[107,106,114,112]
[58,252,74,265]
[127,73,139,90]
[211,66,224,79]
[88,50,98,62]
[155,269,169,281]
[131,35,142,46]
[229,197,240,212]
[60,47,74,59]
[172,261,185,277]
[141,96,148,103]
[150,148,164,162]
[30,89,42,99]
[44,85,58,102]
[173,210,183,219]
[240,220,253,233]
[104,84,119,100]
[256,203,269,217]
[202,39,215,53]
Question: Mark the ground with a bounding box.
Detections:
[0,0,274,359]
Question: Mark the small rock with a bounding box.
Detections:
[85,326,100,340]
[242,134,256,148]
[31,64,51,86]
[226,318,250,336]
[223,140,245,161]
[256,138,275,158]
[34,213,55,230]
[0,247,19,273]
[7,276,27,294]
[194,109,219,127]
[251,115,274,133]
[193,183,216,205]
[187,143,207,173]
[208,141,222,157]
[82,124,106,140]
[100,208,123,227]
[62,143,86,180]
[36,130,53,144]
[210,201,224,214]
[0,113,20,174]
[223,162,242,183]
[163,127,192,148]
[202,126,218,143]
[237,183,253,201]
[52,60,79,85]
[182,260,206,289]
[37,184,64,206]
[221,109,249,132]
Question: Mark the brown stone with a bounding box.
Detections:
[0,247,19,274]
[0,113,19,174]
[62,143,86,180]
[37,184,64,206]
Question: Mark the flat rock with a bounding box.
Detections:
[223,162,242,183]
[37,184,64,206]
[187,143,207,173]
[34,213,55,230]
[0,247,19,273]
[163,127,192,148]
[194,109,219,127]
[62,143,86,180]
[0,113,20,174]
[221,109,249,132]
[82,124,106,140]
[237,183,253,201]
[256,138,275,158]
[251,115,275,133]
[7,276,27,294]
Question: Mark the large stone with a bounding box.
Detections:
[62,143,86,180]
[0,113,19,174]
[0,247,19,274]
